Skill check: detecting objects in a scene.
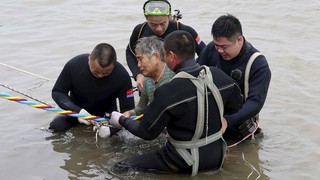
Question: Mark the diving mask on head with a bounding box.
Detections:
[144,1,171,16]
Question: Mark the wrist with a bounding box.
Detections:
[119,115,127,127]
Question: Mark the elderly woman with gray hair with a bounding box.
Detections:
[123,36,175,118]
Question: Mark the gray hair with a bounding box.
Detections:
[135,36,165,62]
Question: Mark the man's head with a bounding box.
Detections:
[135,36,164,78]
[88,43,117,78]
[143,0,172,36]
[164,30,195,71]
[211,14,244,60]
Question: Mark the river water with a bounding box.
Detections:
[1,0,319,179]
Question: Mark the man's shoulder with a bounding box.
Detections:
[66,53,88,66]
[69,53,88,61]
[177,22,198,34]
[208,66,227,77]
[198,42,219,65]
[206,41,215,47]
[198,41,213,52]
[153,79,181,102]
[132,22,148,33]
[246,45,269,67]
[113,62,130,75]
[205,66,236,86]
[177,21,193,30]
[114,61,126,70]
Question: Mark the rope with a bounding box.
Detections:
[242,152,261,180]
[0,62,54,81]
[0,90,143,145]
[227,123,259,148]
[0,82,142,119]
[0,92,108,123]
[0,91,143,122]
[1,82,143,144]
[0,83,142,120]
[0,83,52,106]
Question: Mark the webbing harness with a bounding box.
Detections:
[244,52,262,139]
[169,66,226,176]
[244,52,262,100]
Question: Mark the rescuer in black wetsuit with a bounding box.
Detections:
[109,31,242,176]
[49,43,135,132]
[197,14,271,140]
[126,0,206,92]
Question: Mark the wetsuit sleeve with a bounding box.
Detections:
[179,23,206,56]
[126,24,144,79]
[120,86,170,140]
[117,65,135,113]
[211,67,243,117]
[223,83,243,116]
[224,56,271,126]
[52,61,81,112]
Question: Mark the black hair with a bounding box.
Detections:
[164,30,195,60]
[90,43,117,68]
[211,14,243,41]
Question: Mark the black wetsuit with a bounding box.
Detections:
[126,21,206,78]
[50,54,135,131]
[197,38,271,138]
[113,59,242,174]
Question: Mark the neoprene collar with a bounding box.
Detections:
[174,58,202,74]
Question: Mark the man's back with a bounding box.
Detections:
[135,65,241,172]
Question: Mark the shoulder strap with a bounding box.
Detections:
[137,22,148,40]
[172,68,224,137]
[128,22,148,56]
[244,52,262,100]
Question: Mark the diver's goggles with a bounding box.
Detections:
[144,1,171,16]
